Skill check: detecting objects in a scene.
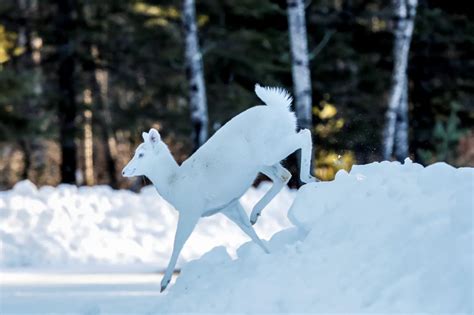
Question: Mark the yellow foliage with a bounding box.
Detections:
[13,46,25,56]
[133,3,209,29]
[371,17,387,32]
[145,18,169,27]
[313,98,344,138]
[315,150,355,181]
[197,15,209,27]
[0,51,8,64]
[311,96,353,180]
[0,25,18,64]
[133,2,179,18]
[315,118,344,138]
[314,101,337,119]
[133,2,180,28]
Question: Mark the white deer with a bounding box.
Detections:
[122,84,315,291]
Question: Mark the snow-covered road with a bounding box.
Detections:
[0,272,165,314]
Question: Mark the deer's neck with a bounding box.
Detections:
[146,150,179,204]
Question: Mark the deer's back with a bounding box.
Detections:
[178,104,296,209]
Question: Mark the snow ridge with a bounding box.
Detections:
[157,160,473,314]
[0,182,294,269]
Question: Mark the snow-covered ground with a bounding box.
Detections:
[157,160,473,313]
[0,181,294,270]
[1,160,473,314]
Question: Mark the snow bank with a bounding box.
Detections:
[157,160,473,314]
[0,182,294,270]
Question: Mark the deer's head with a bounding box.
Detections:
[122,128,167,178]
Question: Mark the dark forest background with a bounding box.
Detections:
[0,0,473,190]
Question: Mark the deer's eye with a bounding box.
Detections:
[138,153,144,158]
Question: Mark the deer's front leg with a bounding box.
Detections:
[161,212,200,292]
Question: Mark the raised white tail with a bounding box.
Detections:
[255,84,293,109]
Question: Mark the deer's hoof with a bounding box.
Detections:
[160,279,170,293]
[302,175,317,184]
[250,212,260,225]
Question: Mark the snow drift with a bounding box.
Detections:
[156,160,473,313]
[0,182,294,270]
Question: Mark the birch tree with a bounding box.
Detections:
[383,0,418,160]
[394,77,409,160]
[287,0,312,130]
[183,0,208,150]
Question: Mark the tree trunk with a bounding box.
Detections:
[90,46,118,188]
[183,0,208,151]
[287,0,314,185]
[19,139,31,180]
[287,0,313,130]
[16,0,31,180]
[83,89,94,186]
[55,0,78,184]
[30,1,43,99]
[96,74,118,188]
[16,0,45,182]
[395,77,409,160]
[383,0,418,160]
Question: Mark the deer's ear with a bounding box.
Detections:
[142,132,149,143]
[148,128,161,145]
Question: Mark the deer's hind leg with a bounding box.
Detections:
[250,164,291,225]
[264,128,316,184]
[222,201,269,253]
[296,129,316,183]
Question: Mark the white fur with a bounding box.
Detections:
[122,84,315,291]
[254,83,293,109]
